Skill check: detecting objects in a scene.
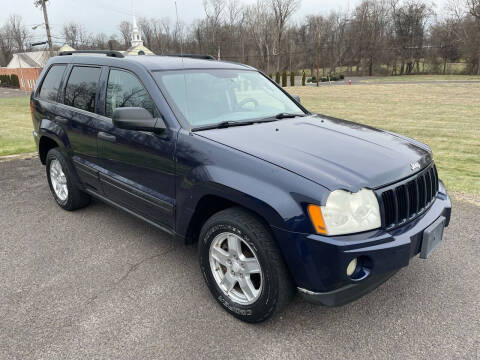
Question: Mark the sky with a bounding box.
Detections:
[2,0,449,46]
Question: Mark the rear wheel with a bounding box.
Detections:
[198,207,294,323]
[46,148,90,211]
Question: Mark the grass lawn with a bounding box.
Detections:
[289,83,480,195]
[357,75,480,82]
[0,96,35,156]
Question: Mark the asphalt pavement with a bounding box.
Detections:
[1,157,479,359]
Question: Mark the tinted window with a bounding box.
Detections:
[38,65,66,101]
[64,66,101,112]
[105,69,155,118]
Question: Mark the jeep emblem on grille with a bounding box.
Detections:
[410,162,420,171]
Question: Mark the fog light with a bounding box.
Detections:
[346,258,358,277]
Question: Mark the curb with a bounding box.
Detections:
[0,152,38,163]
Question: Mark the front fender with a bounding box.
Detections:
[177,167,290,233]
[175,131,330,236]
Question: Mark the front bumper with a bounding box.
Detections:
[272,182,451,306]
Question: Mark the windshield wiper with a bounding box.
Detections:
[191,113,306,132]
[191,120,255,131]
[274,112,307,119]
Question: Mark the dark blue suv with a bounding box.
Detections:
[31,51,451,323]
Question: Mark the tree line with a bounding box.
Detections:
[1,0,480,76]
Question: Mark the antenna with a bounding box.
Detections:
[175,1,183,56]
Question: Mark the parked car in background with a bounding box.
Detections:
[31,51,451,322]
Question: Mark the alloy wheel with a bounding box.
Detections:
[50,159,68,201]
[209,232,263,305]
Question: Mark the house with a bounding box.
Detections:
[0,50,52,91]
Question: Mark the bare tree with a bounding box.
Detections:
[0,25,14,66]
[391,0,434,74]
[270,0,299,70]
[63,22,90,49]
[5,15,31,53]
[119,21,132,49]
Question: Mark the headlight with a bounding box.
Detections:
[308,189,381,236]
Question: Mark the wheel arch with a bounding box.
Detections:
[181,188,286,246]
[38,118,71,164]
[38,135,60,164]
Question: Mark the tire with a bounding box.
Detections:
[198,207,294,323]
[46,148,90,211]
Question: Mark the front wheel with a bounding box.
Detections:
[46,148,90,211]
[198,207,294,323]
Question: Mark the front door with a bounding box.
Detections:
[95,68,176,230]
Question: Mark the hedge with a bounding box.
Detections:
[0,74,20,88]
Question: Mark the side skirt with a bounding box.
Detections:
[85,188,175,237]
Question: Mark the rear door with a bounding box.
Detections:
[32,64,67,144]
[95,68,176,230]
[56,65,104,191]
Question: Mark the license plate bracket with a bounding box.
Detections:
[420,216,446,259]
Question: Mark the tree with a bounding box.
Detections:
[270,0,300,71]
[119,21,132,49]
[447,0,480,74]
[430,19,461,74]
[63,22,90,49]
[391,0,433,74]
[5,15,31,53]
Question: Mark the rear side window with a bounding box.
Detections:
[105,69,156,118]
[38,65,66,101]
[64,66,101,113]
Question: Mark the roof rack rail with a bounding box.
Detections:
[59,50,125,58]
[165,54,215,60]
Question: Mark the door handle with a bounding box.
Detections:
[54,115,68,124]
[98,132,116,143]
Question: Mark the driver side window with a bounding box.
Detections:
[105,69,156,118]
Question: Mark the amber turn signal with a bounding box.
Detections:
[307,204,327,235]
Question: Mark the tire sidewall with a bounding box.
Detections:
[199,220,280,322]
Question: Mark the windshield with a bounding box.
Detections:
[153,69,305,128]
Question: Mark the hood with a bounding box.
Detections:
[196,114,432,192]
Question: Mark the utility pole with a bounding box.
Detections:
[40,0,53,51]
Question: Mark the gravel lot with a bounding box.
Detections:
[1,157,479,360]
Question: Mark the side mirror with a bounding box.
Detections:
[292,95,301,104]
[112,107,166,133]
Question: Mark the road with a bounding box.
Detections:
[0,158,479,360]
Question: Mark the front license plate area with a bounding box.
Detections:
[420,216,446,259]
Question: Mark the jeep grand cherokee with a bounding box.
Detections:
[31,50,451,323]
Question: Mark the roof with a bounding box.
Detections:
[123,44,155,56]
[6,51,52,68]
[126,55,253,71]
[48,54,254,71]
[58,44,75,53]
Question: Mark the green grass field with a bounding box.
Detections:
[358,75,480,82]
[1,81,479,195]
[0,96,35,156]
[290,83,480,195]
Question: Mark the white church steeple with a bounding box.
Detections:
[131,15,143,48]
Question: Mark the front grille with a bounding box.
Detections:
[376,163,439,229]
